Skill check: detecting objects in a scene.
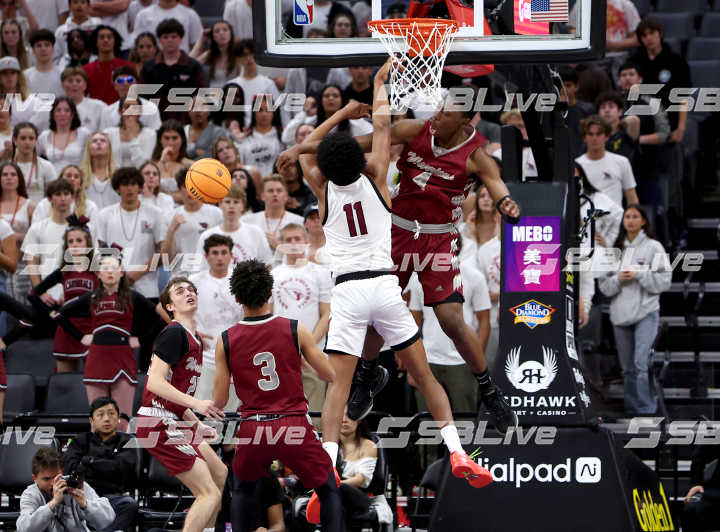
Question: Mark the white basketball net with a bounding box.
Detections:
[369,19,458,112]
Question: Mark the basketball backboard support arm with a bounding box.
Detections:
[253,0,607,67]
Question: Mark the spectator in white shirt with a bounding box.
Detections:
[128,0,154,31]
[138,160,174,212]
[89,0,132,55]
[189,233,244,402]
[32,163,99,224]
[303,203,326,265]
[223,0,251,40]
[53,0,101,61]
[37,96,91,174]
[576,115,639,208]
[0,0,38,45]
[227,39,280,128]
[11,122,56,204]
[24,30,64,95]
[99,65,162,131]
[237,94,285,178]
[162,169,223,277]
[194,184,273,269]
[0,56,36,125]
[0,94,12,159]
[22,179,74,289]
[95,166,166,298]
[133,0,202,54]
[104,96,156,168]
[1,19,31,70]
[151,120,193,200]
[271,223,331,416]
[243,175,304,251]
[24,0,69,33]
[408,243,491,414]
[81,131,119,209]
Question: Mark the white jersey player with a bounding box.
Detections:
[279,61,492,500]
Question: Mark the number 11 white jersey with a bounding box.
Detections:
[322,174,394,277]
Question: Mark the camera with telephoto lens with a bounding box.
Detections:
[61,471,84,489]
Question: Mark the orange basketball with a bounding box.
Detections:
[185,158,231,203]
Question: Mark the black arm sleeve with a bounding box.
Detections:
[54,293,92,341]
[152,324,187,367]
[130,291,159,337]
[28,269,62,298]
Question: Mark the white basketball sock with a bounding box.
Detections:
[440,425,463,455]
[322,441,339,466]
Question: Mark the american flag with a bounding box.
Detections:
[530,0,569,22]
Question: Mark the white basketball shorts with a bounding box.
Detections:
[326,274,420,356]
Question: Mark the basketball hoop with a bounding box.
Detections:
[368,18,458,111]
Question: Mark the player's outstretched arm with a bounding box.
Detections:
[365,60,392,195]
[297,322,335,382]
[147,355,224,420]
[212,337,231,410]
[469,148,521,222]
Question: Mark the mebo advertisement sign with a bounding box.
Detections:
[504,216,562,292]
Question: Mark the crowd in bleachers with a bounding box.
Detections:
[0,0,716,529]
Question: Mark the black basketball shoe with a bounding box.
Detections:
[479,384,519,434]
[347,365,390,421]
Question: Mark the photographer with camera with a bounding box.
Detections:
[17,447,115,532]
[62,397,138,532]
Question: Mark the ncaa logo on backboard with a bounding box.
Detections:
[575,457,602,483]
[294,0,313,25]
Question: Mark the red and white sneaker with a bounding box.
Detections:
[450,451,493,489]
[305,468,341,524]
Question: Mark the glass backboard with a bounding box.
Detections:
[253,0,606,67]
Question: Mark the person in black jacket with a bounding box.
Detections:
[62,397,138,532]
[683,443,720,532]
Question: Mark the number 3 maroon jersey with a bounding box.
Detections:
[141,322,203,418]
[222,314,307,416]
[394,120,487,225]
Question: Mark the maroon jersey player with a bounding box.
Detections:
[213,259,343,532]
[136,277,227,532]
[280,92,521,433]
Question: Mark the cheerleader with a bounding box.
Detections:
[28,215,97,373]
[54,254,167,429]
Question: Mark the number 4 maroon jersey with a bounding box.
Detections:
[222,314,308,416]
[394,120,487,225]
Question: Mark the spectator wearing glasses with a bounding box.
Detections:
[53,0,101,62]
[99,65,162,131]
[83,25,134,105]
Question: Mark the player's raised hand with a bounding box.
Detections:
[374,58,392,85]
[342,99,371,120]
[277,149,297,172]
[496,195,521,224]
[193,399,225,420]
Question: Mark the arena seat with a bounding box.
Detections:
[663,37,686,57]
[408,458,445,532]
[656,0,709,13]
[700,12,720,35]
[689,60,720,87]
[136,448,190,531]
[194,0,224,25]
[631,0,652,17]
[652,12,697,38]
[133,372,147,416]
[2,374,36,423]
[43,373,89,415]
[4,339,55,387]
[687,37,720,60]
